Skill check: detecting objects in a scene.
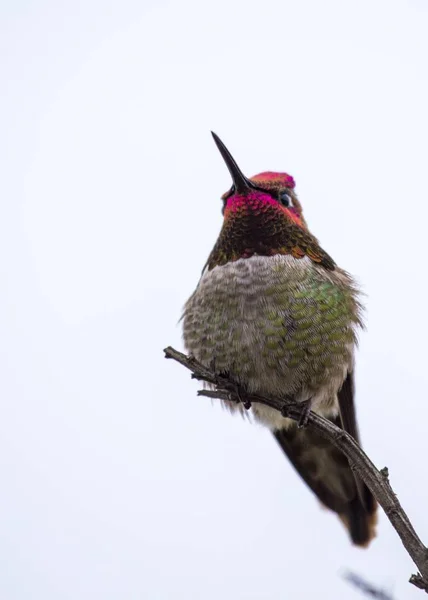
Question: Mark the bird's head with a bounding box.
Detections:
[206,133,334,271]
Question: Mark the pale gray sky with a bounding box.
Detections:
[1,0,428,598]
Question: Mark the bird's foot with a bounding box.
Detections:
[226,381,251,410]
[298,398,313,428]
[236,385,251,410]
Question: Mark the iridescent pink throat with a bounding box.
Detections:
[224,191,304,229]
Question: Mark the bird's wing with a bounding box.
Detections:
[337,370,359,442]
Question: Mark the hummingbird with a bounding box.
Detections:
[182,133,377,546]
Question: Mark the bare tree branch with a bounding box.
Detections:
[164,346,428,593]
[343,571,395,600]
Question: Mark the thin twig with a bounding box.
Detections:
[343,571,395,600]
[164,346,428,593]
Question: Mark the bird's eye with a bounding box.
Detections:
[279,191,293,207]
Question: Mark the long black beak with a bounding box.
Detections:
[211,132,254,194]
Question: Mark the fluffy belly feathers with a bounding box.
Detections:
[182,255,360,430]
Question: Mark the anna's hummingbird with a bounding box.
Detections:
[182,133,377,546]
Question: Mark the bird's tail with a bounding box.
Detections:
[274,417,377,546]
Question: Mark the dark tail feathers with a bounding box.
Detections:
[274,419,377,546]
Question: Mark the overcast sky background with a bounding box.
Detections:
[1,0,428,598]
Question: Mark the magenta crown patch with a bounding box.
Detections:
[250,171,295,189]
